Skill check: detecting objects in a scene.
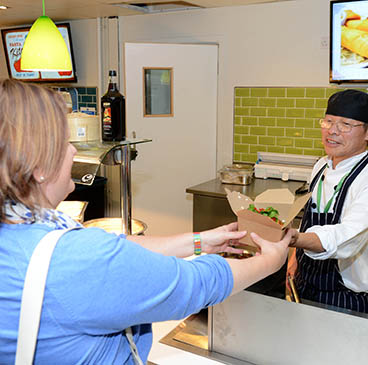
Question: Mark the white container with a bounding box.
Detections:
[67,112,99,142]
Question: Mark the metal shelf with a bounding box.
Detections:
[72,138,152,165]
[71,138,152,235]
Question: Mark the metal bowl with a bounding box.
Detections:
[83,217,147,235]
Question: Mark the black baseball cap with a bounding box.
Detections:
[326,89,368,123]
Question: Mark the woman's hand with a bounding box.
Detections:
[226,229,292,295]
[128,222,247,258]
[249,229,292,273]
[200,222,247,255]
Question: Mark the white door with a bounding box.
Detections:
[124,42,218,235]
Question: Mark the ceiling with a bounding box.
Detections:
[0,0,293,28]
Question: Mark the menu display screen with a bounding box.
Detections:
[330,0,368,83]
[1,23,77,83]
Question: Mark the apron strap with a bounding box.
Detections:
[331,152,368,224]
[299,163,328,232]
[309,163,327,192]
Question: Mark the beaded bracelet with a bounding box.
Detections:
[193,232,202,255]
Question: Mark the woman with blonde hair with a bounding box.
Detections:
[0,79,291,364]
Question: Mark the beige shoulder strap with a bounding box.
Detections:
[15,228,76,365]
[15,227,144,365]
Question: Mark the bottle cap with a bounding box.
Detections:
[109,70,117,76]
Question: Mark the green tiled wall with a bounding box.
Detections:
[233,87,362,163]
[54,87,98,112]
[76,87,97,110]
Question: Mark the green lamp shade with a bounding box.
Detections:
[21,15,72,71]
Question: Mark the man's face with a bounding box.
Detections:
[321,114,368,168]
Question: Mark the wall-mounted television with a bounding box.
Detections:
[330,0,368,84]
[1,23,77,83]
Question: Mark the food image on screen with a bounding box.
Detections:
[341,13,368,64]
[330,1,368,83]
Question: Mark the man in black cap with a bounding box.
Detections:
[289,89,368,313]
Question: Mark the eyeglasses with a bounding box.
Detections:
[319,118,365,133]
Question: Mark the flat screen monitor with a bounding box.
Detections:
[330,0,368,84]
[1,23,77,83]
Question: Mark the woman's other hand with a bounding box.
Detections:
[250,229,292,273]
[227,229,292,295]
[200,222,246,255]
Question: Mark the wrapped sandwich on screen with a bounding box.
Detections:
[339,9,368,66]
[345,19,368,32]
[341,26,368,59]
[343,9,360,22]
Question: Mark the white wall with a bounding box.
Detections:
[118,0,331,170]
[68,19,99,87]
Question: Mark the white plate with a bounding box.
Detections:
[341,59,368,69]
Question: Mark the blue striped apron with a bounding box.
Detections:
[295,153,368,313]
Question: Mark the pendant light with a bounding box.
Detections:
[20,0,72,71]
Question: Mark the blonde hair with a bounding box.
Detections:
[0,79,68,222]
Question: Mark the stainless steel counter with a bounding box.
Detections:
[186,177,305,200]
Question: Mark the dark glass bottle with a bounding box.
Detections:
[101,70,126,141]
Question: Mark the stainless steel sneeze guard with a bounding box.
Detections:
[209,290,368,365]
[160,309,254,365]
[161,290,368,364]
[72,138,152,235]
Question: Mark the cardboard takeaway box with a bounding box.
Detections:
[225,188,310,251]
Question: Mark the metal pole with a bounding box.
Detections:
[120,144,132,235]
